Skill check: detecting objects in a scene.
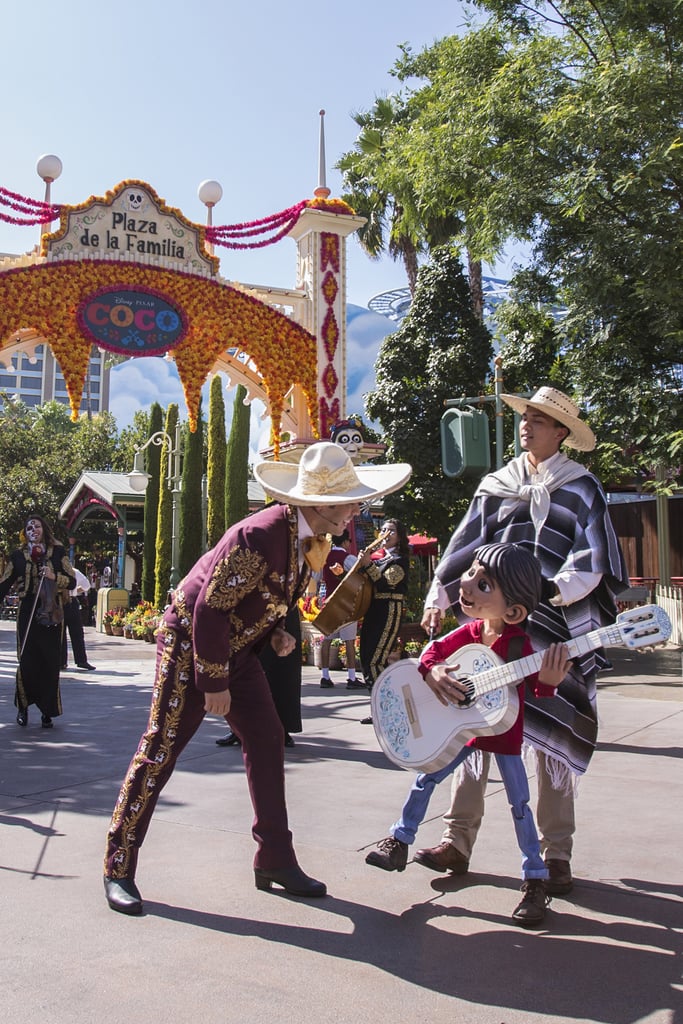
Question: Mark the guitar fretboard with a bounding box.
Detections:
[467,623,624,698]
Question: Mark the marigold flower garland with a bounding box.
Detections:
[0,260,319,454]
[1,183,355,242]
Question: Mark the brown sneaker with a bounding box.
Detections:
[511,879,549,927]
[413,841,469,875]
[365,837,408,872]
[545,858,573,895]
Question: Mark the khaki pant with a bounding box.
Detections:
[441,750,575,862]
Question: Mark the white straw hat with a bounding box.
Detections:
[501,386,596,452]
[254,442,412,506]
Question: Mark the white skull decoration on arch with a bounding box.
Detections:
[330,417,365,464]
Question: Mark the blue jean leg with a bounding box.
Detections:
[494,753,548,880]
[390,748,471,845]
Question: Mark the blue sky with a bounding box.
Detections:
[0,0,514,451]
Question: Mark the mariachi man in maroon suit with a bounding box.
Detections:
[103,442,411,915]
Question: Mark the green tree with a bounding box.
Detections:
[154,404,179,607]
[207,375,227,547]
[338,94,466,300]
[338,96,423,293]
[0,398,120,549]
[365,246,494,543]
[141,403,163,602]
[178,405,204,578]
[381,2,683,484]
[113,410,151,473]
[225,385,250,527]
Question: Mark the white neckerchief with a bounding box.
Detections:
[477,451,589,533]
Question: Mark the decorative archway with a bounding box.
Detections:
[0,178,365,458]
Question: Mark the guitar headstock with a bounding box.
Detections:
[614,604,672,649]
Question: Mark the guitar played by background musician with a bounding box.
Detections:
[365,542,569,928]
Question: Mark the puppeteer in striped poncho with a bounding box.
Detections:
[433,449,629,788]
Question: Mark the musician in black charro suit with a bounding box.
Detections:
[357,519,410,722]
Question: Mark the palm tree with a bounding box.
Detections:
[338,96,472,306]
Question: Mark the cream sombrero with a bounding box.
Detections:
[254,442,412,506]
[501,386,596,452]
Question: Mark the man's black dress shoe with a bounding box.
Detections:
[77,662,96,671]
[360,716,373,725]
[254,865,327,897]
[104,876,143,915]
[216,731,241,747]
[41,715,53,729]
[16,709,27,727]
[284,733,295,747]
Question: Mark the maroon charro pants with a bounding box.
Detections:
[104,622,295,880]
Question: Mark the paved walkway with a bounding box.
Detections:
[1,621,681,1024]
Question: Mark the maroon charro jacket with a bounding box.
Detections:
[165,503,308,693]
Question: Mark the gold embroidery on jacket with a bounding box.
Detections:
[195,656,228,679]
[174,588,193,637]
[383,564,406,587]
[205,547,267,611]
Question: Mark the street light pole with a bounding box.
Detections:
[128,428,183,590]
[169,422,182,588]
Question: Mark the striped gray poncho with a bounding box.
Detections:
[436,453,628,783]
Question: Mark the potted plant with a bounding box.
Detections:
[143,609,159,642]
[110,610,125,636]
[123,608,138,639]
[102,609,115,635]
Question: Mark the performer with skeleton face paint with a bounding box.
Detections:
[0,513,75,728]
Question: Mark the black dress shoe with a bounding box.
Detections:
[77,662,96,671]
[41,715,53,729]
[360,716,373,725]
[254,865,326,897]
[16,709,27,727]
[103,876,143,915]
[216,731,241,747]
[284,733,295,747]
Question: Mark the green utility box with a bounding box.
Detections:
[440,407,491,479]
[96,588,129,632]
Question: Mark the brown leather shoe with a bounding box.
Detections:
[365,836,408,872]
[413,841,469,874]
[511,879,549,927]
[545,858,573,894]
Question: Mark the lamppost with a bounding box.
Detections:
[198,178,222,259]
[128,426,183,588]
[36,153,62,243]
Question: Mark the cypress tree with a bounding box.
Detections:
[207,375,226,547]
[225,384,250,527]
[178,403,204,578]
[154,403,179,607]
[141,401,163,602]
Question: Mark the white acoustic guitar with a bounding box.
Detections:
[371,604,672,774]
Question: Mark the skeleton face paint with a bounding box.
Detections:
[25,519,44,544]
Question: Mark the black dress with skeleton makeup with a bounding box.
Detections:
[0,544,74,719]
